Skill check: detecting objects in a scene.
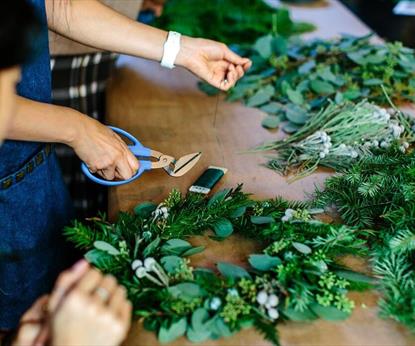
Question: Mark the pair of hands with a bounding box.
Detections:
[75,36,251,182]
[14,260,131,346]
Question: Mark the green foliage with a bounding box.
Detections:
[215,34,415,132]
[315,148,415,330]
[154,1,315,46]
[65,186,365,345]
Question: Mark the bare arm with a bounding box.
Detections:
[8,96,139,180]
[46,0,167,63]
[45,0,251,90]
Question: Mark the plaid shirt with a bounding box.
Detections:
[51,52,118,217]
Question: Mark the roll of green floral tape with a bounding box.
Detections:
[189,166,228,194]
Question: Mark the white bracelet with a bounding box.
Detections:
[160,31,181,69]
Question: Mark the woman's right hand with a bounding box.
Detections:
[70,116,139,181]
[48,261,132,346]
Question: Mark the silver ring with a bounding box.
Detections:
[95,287,110,302]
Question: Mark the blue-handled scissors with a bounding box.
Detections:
[81,126,202,186]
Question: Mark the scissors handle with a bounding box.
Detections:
[81,126,152,186]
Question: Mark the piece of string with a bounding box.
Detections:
[212,91,226,165]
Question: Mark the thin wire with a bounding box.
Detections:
[212,92,226,165]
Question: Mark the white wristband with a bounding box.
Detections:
[161,31,181,69]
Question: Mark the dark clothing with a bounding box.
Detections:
[0,0,73,329]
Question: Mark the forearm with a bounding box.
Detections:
[7,96,83,145]
[46,0,167,62]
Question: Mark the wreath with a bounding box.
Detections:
[65,185,373,345]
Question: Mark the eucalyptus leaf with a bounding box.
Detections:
[250,215,275,224]
[191,308,210,330]
[310,304,351,321]
[248,254,281,271]
[134,202,157,218]
[285,104,308,125]
[254,34,273,59]
[229,206,247,219]
[143,236,161,257]
[262,115,281,129]
[217,262,251,279]
[298,60,316,74]
[93,241,120,256]
[208,188,231,207]
[160,255,182,273]
[260,102,284,114]
[363,78,383,86]
[292,242,312,254]
[247,85,275,107]
[212,218,234,237]
[168,283,205,299]
[158,318,187,344]
[310,79,335,95]
[282,122,301,134]
[287,89,304,105]
[335,270,377,284]
[84,249,112,267]
[187,328,211,343]
[181,246,205,257]
[282,308,317,321]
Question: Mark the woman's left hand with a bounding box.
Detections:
[176,37,252,91]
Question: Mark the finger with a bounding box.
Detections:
[48,260,89,313]
[76,268,104,295]
[119,299,133,329]
[243,60,252,71]
[115,158,134,180]
[109,285,127,314]
[91,274,118,305]
[100,166,116,181]
[21,295,49,322]
[223,46,251,66]
[224,67,238,90]
[236,65,245,79]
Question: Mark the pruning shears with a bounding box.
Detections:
[81,126,202,186]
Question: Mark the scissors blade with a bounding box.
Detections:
[166,152,202,177]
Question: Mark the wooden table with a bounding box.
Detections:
[107,1,415,344]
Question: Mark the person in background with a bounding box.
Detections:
[1,0,250,333]
[49,0,145,218]
[0,5,130,345]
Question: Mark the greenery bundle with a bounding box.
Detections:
[154,1,315,46]
[314,148,415,330]
[202,34,415,132]
[255,99,413,179]
[65,187,370,345]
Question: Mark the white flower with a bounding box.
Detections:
[319,152,326,159]
[339,144,346,149]
[267,294,279,308]
[323,148,329,155]
[210,297,222,310]
[399,145,406,153]
[131,259,143,271]
[257,290,268,305]
[144,257,156,270]
[372,140,379,147]
[135,266,148,278]
[281,215,290,222]
[380,141,390,148]
[285,209,295,217]
[267,308,279,320]
[403,142,410,149]
[228,288,239,297]
[351,151,358,159]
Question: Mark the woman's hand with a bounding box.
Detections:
[48,261,132,346]
[176,37,252,91]
[70,116,139,181]
[13,296,49,346]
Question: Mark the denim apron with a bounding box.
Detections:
[0,0,74,329]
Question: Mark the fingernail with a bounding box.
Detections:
[72,259,89,273]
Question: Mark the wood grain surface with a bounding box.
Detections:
[106,1,415,345]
